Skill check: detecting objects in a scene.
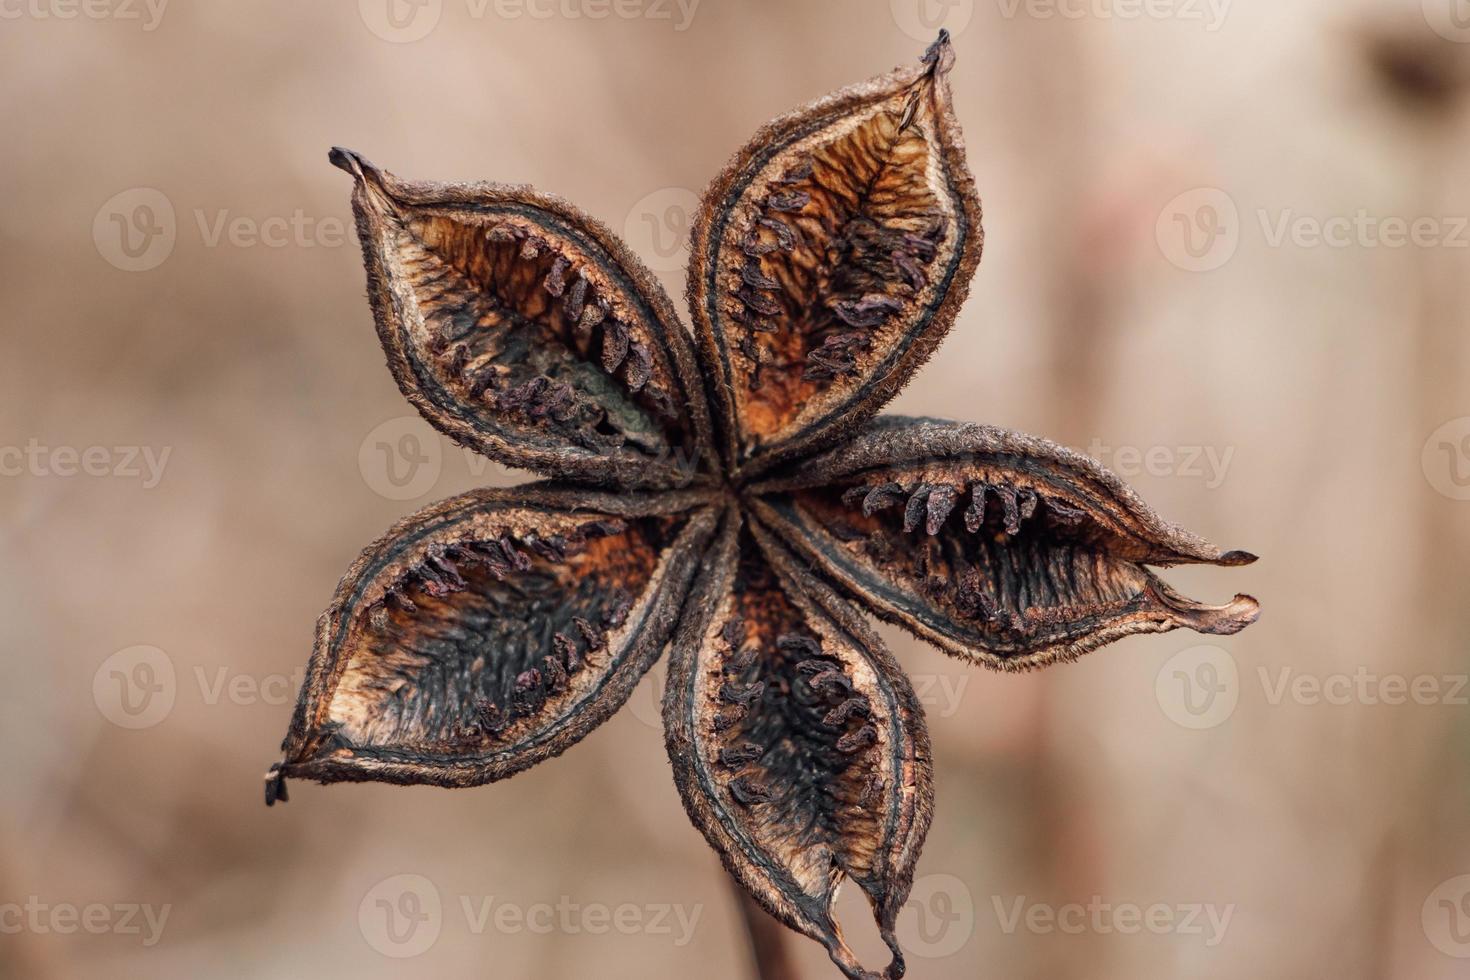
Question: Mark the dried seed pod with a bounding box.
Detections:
[275,34,1260,979]
[663,515,931,980]
[329,148,717,488]
[688,32,982,478]
[751,418,1260,670]
[272,485,716,792]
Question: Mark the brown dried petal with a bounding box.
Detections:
[751,418,1259,670]
[663,515,932,980]
[270,485,716,795]
[688,32,982,478]
[329,148,717,488]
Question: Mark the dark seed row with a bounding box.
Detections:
[802,214,944,382]
[429,219,679,447]
[513,224,666,404]
[458,584,634,743]
[709,622,882,811]
[843,479,1071,537]
[789,639,879,758]
[385,520,622,752]
[730,159,812,388]
[376,521,628,616]
[712,616,772,804]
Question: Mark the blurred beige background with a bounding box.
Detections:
[4,0,1470,977]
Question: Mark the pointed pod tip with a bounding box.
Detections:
[328,146,380,184]
[1218,549,1259,566]
[1152,581,1260,636]
[921,29,956,75]
[264,763,289,807]
[823,922,902,980]
[879,924,908,979]
[1190,593,1260,635]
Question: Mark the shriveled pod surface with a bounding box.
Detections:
[268,487,715,800]
[689,33,981,477]
[665,516,931,979]
[749,418,1258,670]
[271,32,1259,980]
[331,147,717,488]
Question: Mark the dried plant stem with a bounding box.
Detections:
[732,878,798,980]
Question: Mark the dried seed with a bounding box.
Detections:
[625,341,653,393]
[964,483,987,532]
[544,256,569,296]
[602,319,630,373]
[836,724,878,754]
[573,615,604,653]
[736,287,782,317]
[926,484,957,535]
[512,668,546,717]
[603,589,633,629]
[713,707,747,732]
[542,655,569,694]
[720,681,766,706]
[903,485,930,533]
[822,697,870,728]
[741,263,779,290]
[728,775,773,806]
[832,293,903,329]
[995,484,1021,535]
[718,743,765,767]
[767,190,811,212]
[862,482,905,515]
[565,273,588,322]
[553,632,582,674]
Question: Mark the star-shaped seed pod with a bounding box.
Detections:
[267,32,1258,980]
